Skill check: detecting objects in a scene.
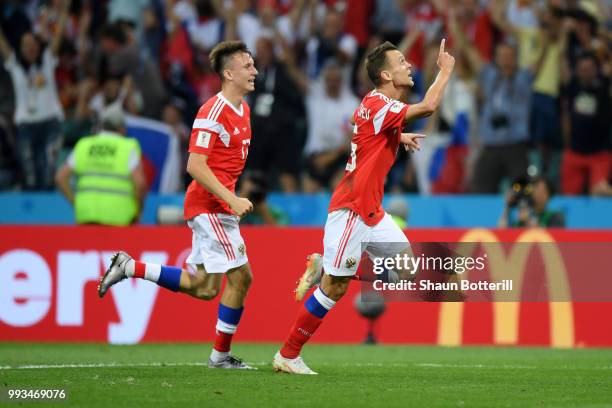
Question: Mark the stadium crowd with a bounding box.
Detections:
[0,0,610,195]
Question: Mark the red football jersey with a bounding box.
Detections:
[328,90,409,226]
[184,93,252,219]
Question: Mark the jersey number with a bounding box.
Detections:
[346,142,357,172]
[241,139,250,160]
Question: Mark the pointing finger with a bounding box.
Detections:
[440,38,446,54]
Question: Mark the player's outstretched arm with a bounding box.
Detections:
[404,39,455,121]
[186,153,253,217]
[400,133,426,152]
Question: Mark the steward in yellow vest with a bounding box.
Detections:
[55,108,146,225]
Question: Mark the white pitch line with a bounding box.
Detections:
[0,362,210,370]
[0,362,409,370]
[0,362,609,371]
[415,363,537,369]
[415,363,612,370]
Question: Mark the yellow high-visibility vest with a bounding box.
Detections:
[73,133,141,225]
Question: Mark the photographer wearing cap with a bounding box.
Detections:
[499,176,565,228]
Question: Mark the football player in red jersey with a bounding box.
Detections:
[273,40,455,374]
[98,41,259,369]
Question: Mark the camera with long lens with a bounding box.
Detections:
[245,171,268,205]
[508,177,534,208]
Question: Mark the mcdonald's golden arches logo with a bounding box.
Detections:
[437,229,574,348]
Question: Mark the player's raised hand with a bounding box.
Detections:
[230,196,254,218]
[400,133,426,152]
[437,38,455,74]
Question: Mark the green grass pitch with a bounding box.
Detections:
[1,343,611,407]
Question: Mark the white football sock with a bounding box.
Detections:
[124,259,136,277]
[210,349,229,363]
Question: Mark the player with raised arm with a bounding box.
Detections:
[273,40,455,374]
[98,41,259,369]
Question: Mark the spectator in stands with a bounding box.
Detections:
[344,0,374,90]
[0,0,608,198]
[563,7,601,69]
[305,5,357,85]
[55,105,147,225]
[55,38,78,111]
[107,0,151,30]
[184,0,230,52]
[88,75,142,117]
[58,77,91,152]
[142,5,165,64]
[469,42,532,193]
[413,7,479,195]
[161,99,190,189]
[64,72,141,153]
[499,176,565,227]
[560,52,612,195]
[372,0,405,45]
[99,22,166,118]
[162,0,206,117]
[490,0,539,69]
[256,0,320,48]
[0,0,69,190]
[223,0,263,54]
[34,0,79,44]
[0,1,33,49]
[528,7,566,177]
[453,0,494,62]
[303,60,358,192]
[397,0,444,71]
[490,0,566,178]
[170,0,199,26]
[246,33,307,192]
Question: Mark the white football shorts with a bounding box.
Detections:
[186,213,248,273]
[322,209,410,276]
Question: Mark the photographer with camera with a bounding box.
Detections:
[467,42,533,193]
[499,176,565,228]
[239,170,289,226]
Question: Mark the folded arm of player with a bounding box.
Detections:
[404,38,455,121]
[186,152,253,217]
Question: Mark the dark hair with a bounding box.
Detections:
[115,18,137,31]
[17,31,44,70]
[570,9,598,36]
[495,41,518,54]
[58,38,77,57]
[209,41,250,81]
[195,0,216,18]
[101,23,127,46]
[531,176,555,196]
[365,41,398,86]
[576,51,598,65]
[244,170,269,205]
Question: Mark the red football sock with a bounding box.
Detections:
[213,330,233,353]
[280,305,323,359]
